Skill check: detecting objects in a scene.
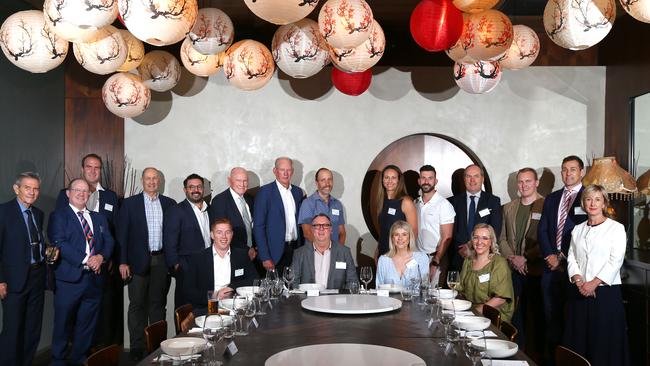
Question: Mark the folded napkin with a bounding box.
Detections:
[481,360,528,366]
[153,353,202,362]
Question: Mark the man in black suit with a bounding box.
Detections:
[448,164,502,272]
[0,172,52,366]
[164,173,212,310]
[117,167,176,361]
[184,218,258,316]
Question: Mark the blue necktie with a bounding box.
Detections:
[467,195,476,236]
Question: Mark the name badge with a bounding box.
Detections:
[234,268,244,277]
[406,259,417,269]
[574,206,586,215]
[331,209,340,216]
[104,203,113,212]
[388,208,397,215]
[377,289,389,297]
[531,212,542,220]
[478,273,490,283]
[478,208,491,217]
[307,289,320,297]
[335,261,347,269]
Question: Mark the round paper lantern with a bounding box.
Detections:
[410,0,463,52]
[543,0,615,50]
[118,0,198,46]
[43,0,102,42]
[223,39,275,91]
[465,9,513,61]
[445,13,476,63]
[102,72,151,118]
[137,50,181,92]
[73,25,127,75]
[180,38,221,77]
[329,20,384,73]
[272,19,329,78]
[187,8,234,55]
[499,25,540,70]
[117,29,144,72]
[620,0,650,23]
[0,10,69,73]
[331,67,371,95]
[318,0,374,49]
[453,60,501,94]
[452,0,500,13]
[43,0,118,29]
[244,0,320,25]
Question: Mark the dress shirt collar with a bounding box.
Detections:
[92,181,105,192]
[16,198,30,212]
[69,204,88,216]
[313,242,332,254]
[275,180,292,192]
[187,198,208,212]
[466,191,482,201]
[564,183,582,194]
[416,190,441,205]
[229,187,244,201]
[144,192,159,202]
[213,246,231,259]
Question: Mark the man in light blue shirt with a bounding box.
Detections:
[298,168,346,244]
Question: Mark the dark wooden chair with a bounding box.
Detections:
[556,345,591,366]
[174,303,193,335]
[84,344,120,366]
[482,304,501,328]
[144,320,167,354]
[499,321,518,342]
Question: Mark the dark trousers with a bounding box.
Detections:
[275,242,295,269]
[0,265,45,366]
[93,264,123,348]
[541,270,567,366]
[511,272,544,352]
[127,253,170,351]
[173,256,190,311]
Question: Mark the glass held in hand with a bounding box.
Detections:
[447,271,459,290]
[359,266,373,293]
[45,245,58,265]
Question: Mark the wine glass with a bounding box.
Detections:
[282,267,295,292]
[270,277,283,300]
[232,296,249,336]
[439,307,456,350]
[266,268,278,281]
[252,279,267,316]
[447,271,459,291]
[202,314,223,365]
[463,330,488,366]
[359,266,373,293]
[419,269,430,305]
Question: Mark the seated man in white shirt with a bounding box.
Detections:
[291,214,357,290]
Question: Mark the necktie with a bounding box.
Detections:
[25,209,41,262]
[87,190,99,212]
[556,189,574,252]
[467,195,476,236]
[77,211,95,256]
[239,196,253,248]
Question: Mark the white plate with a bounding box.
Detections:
[194,314,234,328]
[236,286,259,296]
[301,295,402,315]
[299,283,325,292]
[160,337,208,357]
[440,299,472,311]
[472,339,519,358]
[219,297,249,310]
[378,283,403,293]
[265,343,426,366]
[454,316,491,330]
[434,289,457,299]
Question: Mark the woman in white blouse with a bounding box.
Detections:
[376,220,429,288]
[564,184,629,366]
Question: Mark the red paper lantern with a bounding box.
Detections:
[331,67,372,96]
[410,0,463,52]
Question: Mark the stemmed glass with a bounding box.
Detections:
[201,314,223,366]
[282,267,295,292]
[360,266,373,293]
[462,330,488,366]
[447,271,459,291]
[418,269,430,305]
[252,279,267,316]
[439,299,456,351]
[233,296,249,336]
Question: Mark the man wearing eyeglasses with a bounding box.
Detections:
[291,214,356,290]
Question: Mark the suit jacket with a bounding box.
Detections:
[56,187,118,230]
[183,246,258,315]
[291,242,357,290]
[498,194,545,276]
[47,206,114,283]
[253,181,304,263]
[0,199,45,292]
[208,189,255,250]
[116,193,176,275]
[163,199,209,269]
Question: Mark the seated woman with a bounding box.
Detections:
[457,223,514,322]
[376,220,429,287]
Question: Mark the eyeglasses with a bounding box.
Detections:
[186,185,203,190]
[313,224,332,230]
[69,188,89,194]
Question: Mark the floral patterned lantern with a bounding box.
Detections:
[180,38,221,77]
[543,0,615,50]
[102,72,151,118]
[453,60,501,94]
[318,0,374,49]
[223,39,275,91]
[465,9,513,61]
[329,20,384,73]
[43,0,101,42]
[244,0,320,25]
[410,0,463,52]
[499,25,540,70]
[331,67,372,95]
[118,0,198,46]
[117,29,144,72]
[445,14,476,64]
[452,0,500,13]
[620,0,650,23]
[73,25,127,75]
[272,19,329,79]
[136,50,181,92]
[0,10,68,73]
[187,8,234,55]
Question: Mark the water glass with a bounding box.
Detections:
[463,330,488,366]
[401,285,414,301]
[360,266,373,293]
[348,280,360,294]
[253,279,267,316]
[202,314,223,365]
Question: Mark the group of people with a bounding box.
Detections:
[0,153,629,366]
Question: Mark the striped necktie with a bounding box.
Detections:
[555,189,574,251]
[77,211,95,255]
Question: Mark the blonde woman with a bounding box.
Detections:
[376,221,429,287]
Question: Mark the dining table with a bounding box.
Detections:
[139,293,536,365]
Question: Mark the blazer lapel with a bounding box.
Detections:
[226,193,245,227]
[135,193,149,240]
[207,252,215,291]
[307,245,316,281]
[182,200,203,236]
[327,244,339,288]
[457,195,468,229]
[272,183,286,218]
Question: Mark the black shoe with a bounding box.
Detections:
[130,348,144,361]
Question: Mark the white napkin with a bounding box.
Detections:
[154,353,202,362]
[481,360,528,366]
[290,289,305,294]
[188,327,203,334]
[459,330,498,337]
[320,289,340,295]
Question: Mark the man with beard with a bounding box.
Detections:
[298,168,346,245]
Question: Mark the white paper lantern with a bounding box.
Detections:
[102,72,151,118]
[137,50,181,92]
[499,25,540,70]
[223,39,275,91]
[543,0,615,50]
[465,9,513,61]
[318,0,374,49]
[244,0,320,25]
[620,0,650,23]
[329,20,384,73]
[452,0,500,13]
[453,60,501,94]
[187,8,234,55]
[446,14,476,64]
[73,25,127,75]
[43,0,102,42]
[118,0,198,46]
[44,0,118,29]
[180,38,221,77]
[0,10,69,73]
[272,19,329,78]
[117,29,144,72]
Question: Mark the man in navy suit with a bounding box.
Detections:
[164,173,211,310]
[538,155,587,364]
[254,157,304,271]
[184,218,258,316]
[0,172,53,366]
[48,178,114,366]
[448,164,502,272]
[117,167,176,361]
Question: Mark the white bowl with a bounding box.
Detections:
[299,283,325,292]
[160,337,208,357]
[219,297,249,310]
[454,316,491,330]
[472,339,518,358]
[440,299,472,311]
[435,289,457,299]
[378,283,403,293]
[236,286,259,296]
[194,314,234,328]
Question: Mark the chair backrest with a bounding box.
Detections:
[85,344,121,366]
[482,304,501,328]
[174,303,193,335]
[144,320,168,354]
[499,321,518,342]
[556,345,591,366]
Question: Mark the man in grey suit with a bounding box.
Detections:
[291,214,356,290]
